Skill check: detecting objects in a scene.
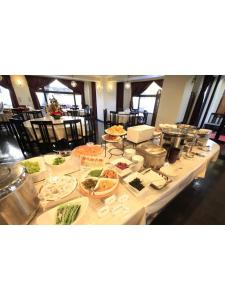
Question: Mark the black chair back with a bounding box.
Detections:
[143,110,148,124]
[129,114,139,126]
[11,108,26,115]
[109,111,118,126]
[204,113,224,131]
[26,110,43,120]
[103,109,108,127]
[63,119,84,149]
[12,113,25,121]
[67,110,79,117]
[9,118,33,157]
[72,105,79,110]
[83,116,96,143]
[31,120,57,154]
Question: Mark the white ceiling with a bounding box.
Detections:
[50,75,164,82]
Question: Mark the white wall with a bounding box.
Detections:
[177,76,195,122]
[10,75,34,108]
[155,75,194,126]
[96,78,116,120]
[123,85,131,110]
[96,79,104,120]
[84,81,92,107]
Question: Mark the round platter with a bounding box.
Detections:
[79,168,119,199]
[102,134,122,143]
[39,175,77,201]
[72,144,103,157]
[105,128,127,136]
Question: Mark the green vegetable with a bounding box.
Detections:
[53,157,65,165]
[56,204,81,225]
[21,161,40,174]
[88,169,102,177]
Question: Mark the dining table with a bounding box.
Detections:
[117,111,144,125]
[0,112,12,122]
[23,115,86,140]
[30,139,220,225]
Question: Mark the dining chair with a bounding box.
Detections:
[11,108,25,115]
[12,113,25,121]
[83,116,97,143]
[137,110,148,125]
[26,110,43,120]
[63,119,85,149]
[109,111,118,126]
[67,110,79,117]
[0,120,12,135]
[128,113,139,127]
[9,118,36,157]
[31,120,58,154]
[103,109,111,129]
[143,110,148,124]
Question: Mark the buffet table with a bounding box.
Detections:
[31,139,220,225]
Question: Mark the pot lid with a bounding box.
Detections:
[138,143,166,154]
[0,164,26,198]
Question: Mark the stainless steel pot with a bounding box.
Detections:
[136,142,167,170]
[0,164,40,224]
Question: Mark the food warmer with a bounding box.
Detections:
[0,164,40,225]
[161,125,197,163]
[136,142,167,169]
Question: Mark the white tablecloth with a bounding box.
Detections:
[0,112,12,122]
[31,140,220,225]
[24,116,86,140]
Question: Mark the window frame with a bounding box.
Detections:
[37,86,82,108]
[132,94,157,112]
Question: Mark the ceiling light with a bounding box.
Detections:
[71,80,77,88]
[125,82,131,89]
[17,79,22,86]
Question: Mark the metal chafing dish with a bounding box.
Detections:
[0,164,40,225]
[161,125,198,163]
[136,142,167,170]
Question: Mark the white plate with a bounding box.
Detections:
[34,197,89,225]
[123,172,150,196]
[105,128,127,136]
[160,164,178,179]
[111,157,133,177]
[20,156,47,183]
[102,134,122,143]
[39,175,77,201]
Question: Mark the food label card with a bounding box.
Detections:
[80,155,105,169]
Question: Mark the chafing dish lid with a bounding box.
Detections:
[0,164,27,198]
[137,142,166,155]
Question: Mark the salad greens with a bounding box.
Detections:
[88,169,102,177]
[56,204,81,225]
[21,161,40,174]
[53,157,65,165]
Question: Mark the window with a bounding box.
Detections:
[132,81,162,113]
[0,86,13,108]
[36,79,82,108]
